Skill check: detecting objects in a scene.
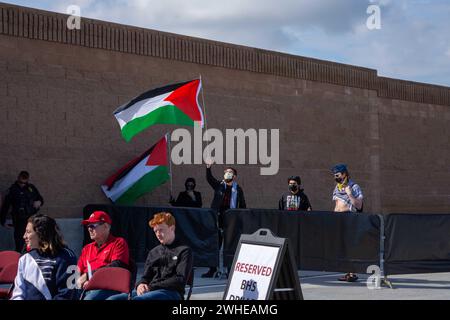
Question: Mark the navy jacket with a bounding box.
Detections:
[11,248,77,300]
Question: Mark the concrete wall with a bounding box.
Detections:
[0,3,449,223]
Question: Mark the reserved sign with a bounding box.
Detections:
[224,243,280,300]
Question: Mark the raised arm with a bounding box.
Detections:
[206,159,221,189]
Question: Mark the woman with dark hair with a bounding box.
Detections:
[10,214,77,300]
[169,177,202,208]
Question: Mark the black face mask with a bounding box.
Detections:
[288,184,298,192]
[335,178,343,183]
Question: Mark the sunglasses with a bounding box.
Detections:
[87,222,104,229]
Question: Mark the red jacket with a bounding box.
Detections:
[77,235,129,275]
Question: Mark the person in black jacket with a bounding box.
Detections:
[108,212,193,300]
[170,177,202,208]
[203,159,246,278]
[279,176,312,211]
[1,171,44,252]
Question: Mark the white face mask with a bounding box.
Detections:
[224,172,234,180]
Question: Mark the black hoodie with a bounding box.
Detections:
[279,190,312,211]
[137,238,193,299]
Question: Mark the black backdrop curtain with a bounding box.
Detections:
[83,205,219,266]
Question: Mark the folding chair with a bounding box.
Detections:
[128,258,137,291]
[0,262,19,299]
[0,251,20,272]
[80,267,132,300]
[185,267,194,300]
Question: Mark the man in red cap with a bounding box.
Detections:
[77,211,130,300]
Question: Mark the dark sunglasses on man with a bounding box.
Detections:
[87,222,104,229]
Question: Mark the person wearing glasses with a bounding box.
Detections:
[77,211,130,300]
[331,164,364,282]
[0,171,44,252]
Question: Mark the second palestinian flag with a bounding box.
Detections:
[114,79,204,142]
[101,135,170,204]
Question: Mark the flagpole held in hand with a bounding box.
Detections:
[167,133,173,199]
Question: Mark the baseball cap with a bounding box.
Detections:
[82,211,112,225]
[331,164,348,174]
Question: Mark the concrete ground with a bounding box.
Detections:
[2,264,450,300]
[179,267,450,300]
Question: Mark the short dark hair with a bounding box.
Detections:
[28,214,66,256]
[224,167,237,176]
[18,171,30,179]
[185,177,196,187]
[288,176,301,185]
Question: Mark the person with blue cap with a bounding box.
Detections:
[331,163,364,282]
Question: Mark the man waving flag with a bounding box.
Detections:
[101,135,170,204]
[114,79,204,142]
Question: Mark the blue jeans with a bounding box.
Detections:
[83,289,122,300]
[107,289,181,301]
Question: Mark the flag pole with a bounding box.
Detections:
[199,75,209,161]
[167,133,173,198]
[199,74,208,133]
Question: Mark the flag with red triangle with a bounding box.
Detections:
[114,79,204,142]
[101,135,170,204]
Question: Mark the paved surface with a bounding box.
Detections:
[3,264,450,300]
[177,268,450,300]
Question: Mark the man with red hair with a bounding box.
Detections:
[108,212,193,300]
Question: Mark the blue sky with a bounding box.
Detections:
[4,0,450,87]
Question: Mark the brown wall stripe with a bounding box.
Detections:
[1,3,449,106]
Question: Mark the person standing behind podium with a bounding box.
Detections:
[203,159,246,278]
[170,178,202,208]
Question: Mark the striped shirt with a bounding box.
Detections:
[332,179,363,212]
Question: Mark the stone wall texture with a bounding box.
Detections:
[0,3,449,218]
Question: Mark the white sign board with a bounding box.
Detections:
[225,243,280,300]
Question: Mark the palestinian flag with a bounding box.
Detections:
[101,135,170,204]
[114,79,204,142]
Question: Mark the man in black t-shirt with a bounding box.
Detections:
[279,176,312,211]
